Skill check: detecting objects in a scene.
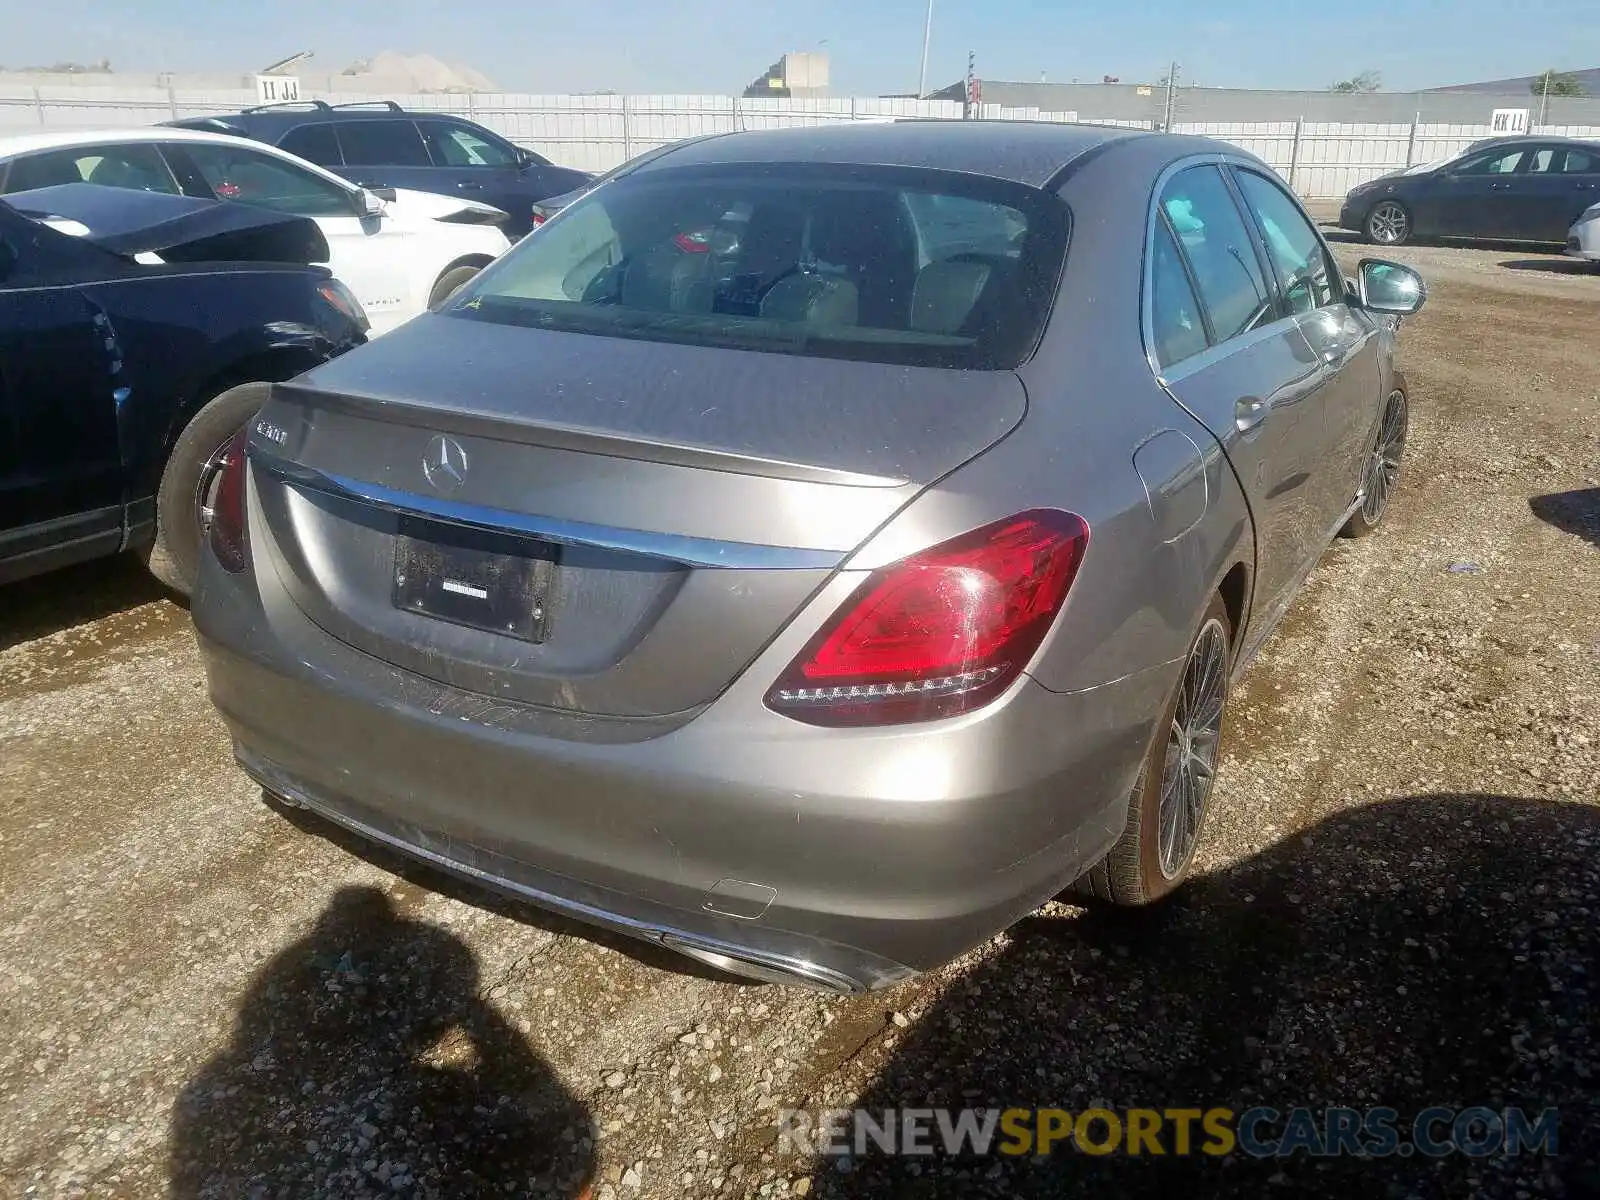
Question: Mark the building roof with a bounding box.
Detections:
[636,120,1147,187]
[1425,67,1600,94]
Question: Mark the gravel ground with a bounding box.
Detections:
[1,236,1597,1200]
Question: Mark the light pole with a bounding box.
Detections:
[918,0,935,98]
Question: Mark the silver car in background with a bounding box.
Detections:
[193,122,1426,992]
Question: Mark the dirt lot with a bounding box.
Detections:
[2,237,1597,1200]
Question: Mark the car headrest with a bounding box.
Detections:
[911,258,994,334]
[759,274,860,327]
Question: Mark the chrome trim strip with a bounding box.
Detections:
[240,752,867,993]
[252,449,846,571]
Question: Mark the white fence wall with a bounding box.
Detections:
[2,85,1597,197]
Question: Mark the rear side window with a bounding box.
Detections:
[277,124,343,168]
[1159,165,1273,344]
[1562,147,1599,174]
[1232,168,1339,315]
[1149,220,1209,367]
[335,120,431,167]
[3,144,178,195]
[447,163,1070,370]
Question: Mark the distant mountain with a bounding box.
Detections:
[337,51,496,93]
[1426,67,1600,94]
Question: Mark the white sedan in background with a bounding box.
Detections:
[0,128,512,334]
[1569,202,1600,267]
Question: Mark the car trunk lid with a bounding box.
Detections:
[246,315,1028,717]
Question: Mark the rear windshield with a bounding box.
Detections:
[445,162,1070,369]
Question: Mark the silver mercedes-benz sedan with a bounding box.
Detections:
[193,121,1426,992]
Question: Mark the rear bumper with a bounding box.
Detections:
[1337,197,1363,232]
[193,548,1170,992]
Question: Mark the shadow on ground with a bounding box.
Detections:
[812,793,1599,1199]
[1530,488,1600,548]
[169,885,596,1199]
[1500,259,1599,276]
[0,554,169,652]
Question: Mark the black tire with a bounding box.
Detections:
[1364,200,1412,247]
[428,264,482,308]
[1340,384,1409,539]
[142,382,271,597]
[1081,594,1233,905]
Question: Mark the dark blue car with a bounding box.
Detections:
[168,102,593,238]
[1339,135,1600,247]
[0,183,367,594]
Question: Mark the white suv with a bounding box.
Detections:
[0,127,512,335]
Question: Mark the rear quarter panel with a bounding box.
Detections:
[86,265,356,498]
[858,137,1258,698]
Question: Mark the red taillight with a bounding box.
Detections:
[766,510,1090,727]
[530,210,549,227]
[208,428,250,574]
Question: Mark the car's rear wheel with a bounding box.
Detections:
[1081,595,1232,905]
[143,382,271,597]
[1365,200,1412,246]
[1340,386,1409,539]
[428,264,482,308]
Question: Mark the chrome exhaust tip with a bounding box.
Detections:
[661,935,864,993]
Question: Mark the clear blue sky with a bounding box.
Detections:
[5,0,1595,94]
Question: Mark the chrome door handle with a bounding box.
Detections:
[1235,397,1267,433]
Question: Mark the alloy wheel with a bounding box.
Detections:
[1368,201,1409,245]
[1361,389,1409,526]
[1157,618,1228,880]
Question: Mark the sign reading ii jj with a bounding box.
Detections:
[254,75,302,105]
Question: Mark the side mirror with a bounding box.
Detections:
[355,188,388,218]
[1356,259,1427,316]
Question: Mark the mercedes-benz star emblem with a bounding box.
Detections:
[422,435,469,494]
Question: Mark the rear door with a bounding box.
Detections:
[1230,164,1382,528]
[163,139,417,326]
[0,237,123,568]
[1147,163,1328,619]
[1519,144,1600,242]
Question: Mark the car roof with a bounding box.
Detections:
[631,120,1151,188]
[0,125,313,157]
[1466,134,1600,151]
[174,103,467,131]
[0,126,362,194]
